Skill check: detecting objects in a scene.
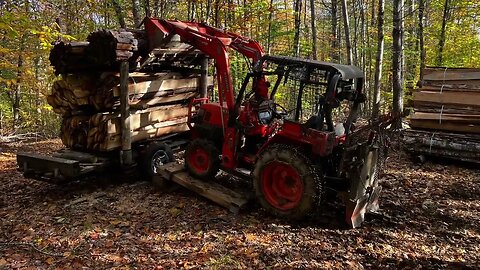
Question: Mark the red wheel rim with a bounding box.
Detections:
[187,146,210,174]
[261,161,304,210]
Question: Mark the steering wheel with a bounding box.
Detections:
[273,103,289,118]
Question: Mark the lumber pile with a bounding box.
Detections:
[48,27,211,152]
[59,105,190,151]
[405,67,480,163]
[46,72,205,115]
[49,29,203,75]
[48,72,208,151]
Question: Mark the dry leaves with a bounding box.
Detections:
[0,139,479,269]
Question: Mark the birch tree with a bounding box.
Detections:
[372,0,384,119]
[392,0,404,127]
[418,0,426,81]
[341,0,353,64]
[293,0,302,57]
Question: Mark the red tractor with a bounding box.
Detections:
[144,18,390,227]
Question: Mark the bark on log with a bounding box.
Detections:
[403,129,480,163]
[47,72,211,113]
[59,105,189,151]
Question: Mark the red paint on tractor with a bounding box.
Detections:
[261,161,304,210]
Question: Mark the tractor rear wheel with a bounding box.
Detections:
[185,139,220,180]
[253,145,321,219]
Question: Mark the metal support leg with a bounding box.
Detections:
[199,57,208,98]
[120,61,133,166]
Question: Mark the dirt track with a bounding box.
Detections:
[1,139,479,269]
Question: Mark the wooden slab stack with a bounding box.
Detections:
[49,29,204,76]
[46,72,206,115]
[48,71,212,151]
[48,27,212,152]
[405,67,480,163]
[60,105,190,151]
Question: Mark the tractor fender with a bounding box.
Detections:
[256,134,311,159]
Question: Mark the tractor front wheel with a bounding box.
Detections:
[253,145,322,219]
[185,139,220,180]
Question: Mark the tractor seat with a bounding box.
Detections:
[304,115,322,131]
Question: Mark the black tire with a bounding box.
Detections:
[253,144,322,219]
[142,142,174,188]
[184,139,220,180]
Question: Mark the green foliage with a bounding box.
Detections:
[0,0,479,135]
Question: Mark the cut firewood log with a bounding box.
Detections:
[49,41,91,75]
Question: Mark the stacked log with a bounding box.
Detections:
[86,30,138,63]
[49,42,91,75]
[403,130,480,163]
[60,105,190,151]
[405,67,480,163]
[48,26,212,152]
[46,72,205,115]
[50,29,203,75]
[48,71,212,151]
[50,29,141,75]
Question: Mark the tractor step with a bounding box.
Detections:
[158,163,251,214]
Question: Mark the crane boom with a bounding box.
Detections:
[143,18,265,110]
[144,17,266,169]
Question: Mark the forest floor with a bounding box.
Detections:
[0,139,479,269]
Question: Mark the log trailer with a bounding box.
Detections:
[17,18,394,228]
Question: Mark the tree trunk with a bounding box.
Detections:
[331,0,339,61]
[293,0,302,57]
[418,0,426,81]
[372,0,384,119]
[132,0,141,27]
[436,0,451,66]
[405,0,416,81]
[341,0,353,65]
[13,52,23,131]
[266,0,274,55]
[310,0,317,60]
[351,0,358,65]
[144,0,151,17]
[392,0,404,127]
[214,0,220,27]
[204,0,211,24]
[112,0,126,28]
